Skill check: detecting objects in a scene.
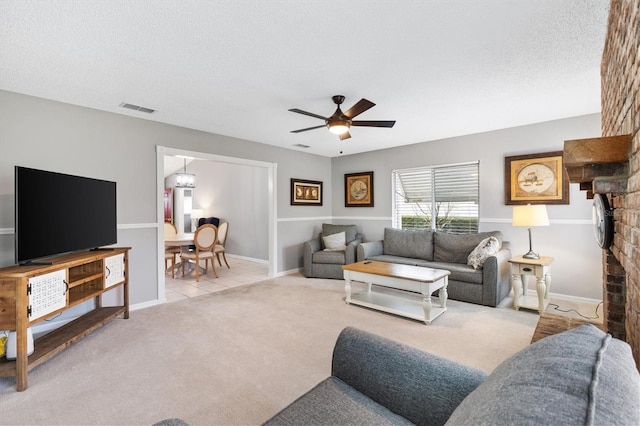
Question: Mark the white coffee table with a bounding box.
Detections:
[342,261,450,324]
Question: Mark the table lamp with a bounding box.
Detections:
[512,204,549,259]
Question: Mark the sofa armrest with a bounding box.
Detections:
[332,327,487,426]
[357,240,383,261]
[304,237,321,253]
[302,237,321,277]
[481,247,512,306]
[344,237,362,264]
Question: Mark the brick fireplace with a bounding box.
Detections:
[599,0,638,368]
[563,1,639,369]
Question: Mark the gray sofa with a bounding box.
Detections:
[303,224,362,279]
[263,325,640,426]
[357,227,511,307]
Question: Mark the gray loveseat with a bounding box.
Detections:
[303,224,362,279]
[357,227,511,307]
[263,325,640,426]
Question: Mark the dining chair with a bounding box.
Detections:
[164,222,181,278]
[214,221,230,269]
[180,224,218,281]
[197,216,220,227]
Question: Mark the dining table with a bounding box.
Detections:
[164,233,199,275]
[164,233,194,248]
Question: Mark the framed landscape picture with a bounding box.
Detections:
[345,171,374,207]
[504,151,569,205]
[290,178,323,206]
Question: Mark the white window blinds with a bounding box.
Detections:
[393,162,479,233]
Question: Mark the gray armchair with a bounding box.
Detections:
[303,224,362,279]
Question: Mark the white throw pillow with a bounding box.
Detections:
[467,236,500,269]
[323,231,347,251]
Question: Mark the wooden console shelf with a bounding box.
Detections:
[0,248,130,391]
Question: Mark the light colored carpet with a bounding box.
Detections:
[0,274,540,425]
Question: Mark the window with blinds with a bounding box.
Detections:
[393,161,479,233]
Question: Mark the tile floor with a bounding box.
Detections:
[164,256,269,303]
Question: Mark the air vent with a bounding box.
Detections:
[119,102,156,114]
[293,144,310,149]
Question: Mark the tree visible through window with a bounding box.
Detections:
[393,162,479,233]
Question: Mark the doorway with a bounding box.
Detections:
[156,146,277,302]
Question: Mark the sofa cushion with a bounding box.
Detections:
[446,324,640,426]
[263,376,414,426]
[322,224,358,244]
[416,261,483,285]
[467,236,500,269]
[434,231,502,264]
[383,228,434,261]
[366,254,423,266]
[312,250,347,265]
[322,231,346,251]
[365,257,484,285]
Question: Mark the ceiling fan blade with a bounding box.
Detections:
[351,120,396,128]
[288,108,328,121]
[290,124,327,133]
[339,131,351,141]
[343,99,375,119]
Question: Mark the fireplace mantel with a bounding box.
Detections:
[563,134,631,198]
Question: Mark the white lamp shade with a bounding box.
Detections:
[174,172,197,188]
[512,204,550,227]
[191,209,203,219]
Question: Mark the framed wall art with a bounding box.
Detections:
[290,178,323,206]
[504,150,569,205]
[345,171,374,207]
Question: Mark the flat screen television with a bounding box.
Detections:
[15,166,117,264]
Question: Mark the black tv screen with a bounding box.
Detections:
[15,166,117,264]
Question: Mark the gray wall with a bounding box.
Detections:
[332,113,603,300]
[187,159,269,261]
[0,90,331,306]
[0,89,604,306]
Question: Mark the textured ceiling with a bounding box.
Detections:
[0,0,610,157]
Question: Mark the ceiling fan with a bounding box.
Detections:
[289,95,396,140]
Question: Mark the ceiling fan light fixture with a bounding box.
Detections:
[328,121,350,135]
[290,95,394,140]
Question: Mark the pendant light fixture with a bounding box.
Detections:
[174,158,197,188]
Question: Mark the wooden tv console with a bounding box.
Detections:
[0,247,130,391]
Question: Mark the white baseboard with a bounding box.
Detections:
[274,267,303,277]
[131,299,162,311]
[513,288,601,306]
[226,253,268,264]
[547,291,601,306]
